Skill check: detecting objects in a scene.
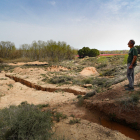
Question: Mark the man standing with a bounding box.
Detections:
[125,40,138,91]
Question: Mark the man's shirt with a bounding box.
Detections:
[127,47,138,65]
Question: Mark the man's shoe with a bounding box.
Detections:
[124,84,129,87]
[125,87,134,91]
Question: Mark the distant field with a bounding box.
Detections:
[76,54,127,57]
[99,54,127,56]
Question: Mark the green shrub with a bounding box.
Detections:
[123,54,128,64]
[97,63,107,69]
[0,78,7,80]
[77,97,84,107]
[88,49,100,57]
[70,114,75,118]
[131,94,140,104]
[77,95,82,99]
[93,78,112,88]
[49,76,73,84]
[0,103,53,140]
[82,78,92,84]
[8,84,13,88]
[78,47,90,58]
[69,119,81,124]
[54,112,67,122]
[97,56,108,64]
[78,47,100,58]
[121,94,140,107]
[37,103,50,109]
[135,45,140,54]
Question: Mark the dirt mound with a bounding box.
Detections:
[80,67,99,76]
[47,66,68,72]
[13,67,24,73]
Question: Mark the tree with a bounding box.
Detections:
[0,41,16,58]
[135,45,140,54]
[88,49,100,57]
[78,47,99,58]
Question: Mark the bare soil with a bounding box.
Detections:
[0,61,140,140]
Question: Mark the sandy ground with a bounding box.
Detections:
[7,61,48,66]
[0,72,76,108]
[0,62,137,140]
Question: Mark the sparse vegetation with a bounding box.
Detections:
[0,78,7,80]
[77,95,82,99]
[130,94,140,104]
[0,102,70,140]
[69,118,81,124]
[54,112,67,122]
[121,93,140,106]
[49,75,73,85]
[8,84,13,88]
[77,96,84,107]
[0,102,53,140]
[1,40,140,140]
[37,103,50,109]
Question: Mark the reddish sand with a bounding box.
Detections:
[99,54,127,56]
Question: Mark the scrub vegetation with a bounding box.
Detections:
[0,102,68,140]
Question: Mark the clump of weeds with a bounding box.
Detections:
[69,118,81,125]
[54,112,67,122]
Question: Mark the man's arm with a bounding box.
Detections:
[129,55,137,69]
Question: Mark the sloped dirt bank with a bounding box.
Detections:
[5,74,86,95]
[83,88,140,139]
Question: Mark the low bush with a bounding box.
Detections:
[53,112,67,122]
[78,47,100,58]
[93,78,112,88]
[97,63,107,69]
[49,76,73,84]
[0,102,53,140]
[37,103,50,109]
[82,78,93,84]
[97,56,108,64]
[123,55,128,64]
[69,119,81,124]
[131,94,140,104]
[77,97,84,107]
[77,95,82,99]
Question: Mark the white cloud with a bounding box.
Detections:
[49,1,56,6]
[1,19,140,51]
[67,16,87,23]
[1,0,140,50]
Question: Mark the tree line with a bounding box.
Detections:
[100,50,129,54]
[1,40,137,62]
[0,40,77,62]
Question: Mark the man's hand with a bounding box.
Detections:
[129,64,133,69]
[129,55,137,69]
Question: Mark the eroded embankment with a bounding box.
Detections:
[5,74,86,95]
[84,99,140,129]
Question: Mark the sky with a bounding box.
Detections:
[0,0,140,50]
